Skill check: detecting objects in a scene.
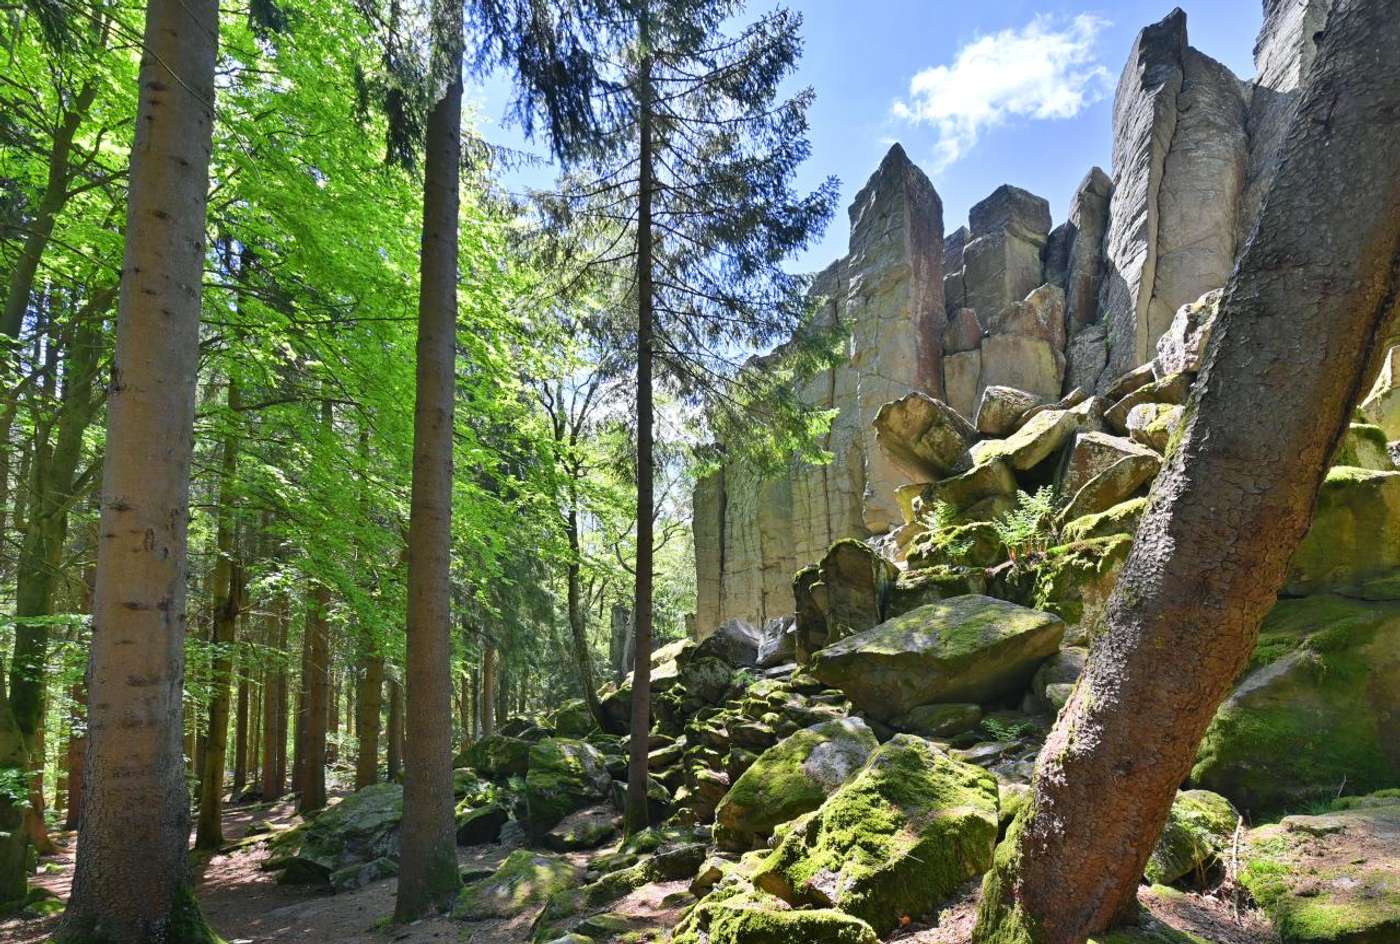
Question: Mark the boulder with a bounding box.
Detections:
[886,567,990,618]
[906,521,1006,571]
[986,283,1068,353]
[1286,467,1400,594]
[1060,497,1147,543]
[1360,345,1400,438]
[1240,797,1400,944]
[756,615,796,669]
[891,702,982,738]
[1031,536,1132,643]
[1153,289,1220,378]
[899,460,1018,526]
[1145,789,1238,887]
[1105,372,1191,433]
[815,539,899,643]
[977,333,1066,404]
[970,399,1104,472]
[673,888,879,944]
[1031,647,1087,712]
[962,229,1047,324]
[461,734,531,780]
[714,718,879,850]
[1335,423,1393,472]
[975,385,1045,437]
[526,738,613,838]
[691,618,761,669]
[809,595,1065,722]
[273,783,402,888]
[1192,594,1400,815]
[753,735,999,936]
[455,802,510,846]
[943,349,983,419]
[944,308,983,354]
[1059,431,1159,498]
[544,806,619,852]
[549,700,599,740]
[1126,402,1184,452]
[873,393,976,481]
[1060,450,1161,522]
[453,849,584,920]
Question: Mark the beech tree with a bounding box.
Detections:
[54,0,222,938]
[973,2,1400,941]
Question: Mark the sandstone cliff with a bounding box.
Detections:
[694,2,1328,636]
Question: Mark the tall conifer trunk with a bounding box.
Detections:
[394,0,464,918]
[56,0,222,937]
[973,3,1400,940]
[624,19,656,835]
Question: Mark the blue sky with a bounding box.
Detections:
[469,1,1262,272]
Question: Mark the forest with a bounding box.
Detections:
[0,0,1398,943]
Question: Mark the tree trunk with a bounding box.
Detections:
[55,0,221,937]
[394,1,465,917]
[1,83,98,340]
[292,618,310,798]
[480,642,496,738]
[196,382,241,849]
[973,4,1400,940]
[386,679,403,783]
[625,31,656,837]
[261,592,289,799]
[327,668,340,764]
[355,654,383,789]
[63,679,84,831]
[232,642,250,797]
[567,500,605,727]
[299,578,330,814]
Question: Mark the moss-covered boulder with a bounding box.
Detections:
[526,737,613,838]
[672,886,879,944]
[1191,594,1400,815]
[897,459,1017,525]
[885,566,989,619]
[1240,797,1400,943]
[452,849,583,920]
[459,734,531,779]
[892,702,982,739]
[714,718,878,850]
[1336,423,1393,471]
[809,595,1064,722]
[454,801,509,846]
[753,735,998,935]
[549,699,599,739]
[1287,467,1400,594]
[1359,344,1400,439]
[1145,790,1238,887]
[1060,497,1146,542]
[906,521,1006,570]
[273,783,402,889]
[1032,536,1132,642]
[970,399,1103,472]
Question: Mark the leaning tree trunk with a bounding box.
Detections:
[625,34,656,837]
[973,4,1400,941]
[393,0,465,920]
[196,381,241,849]
[55,0,221,938]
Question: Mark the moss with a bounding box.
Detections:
[1030,536,1131,635]
[452,850,581,920]
[754,735,998,937]
[672,888,879,944]
[1144,790,1238,887]
[1192,595,1400,814]
[1060,497,1147,543]
[971,810,1042,944]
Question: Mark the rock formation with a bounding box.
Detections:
[694,3,1343,637]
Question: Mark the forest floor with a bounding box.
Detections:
[0,798,1278,944]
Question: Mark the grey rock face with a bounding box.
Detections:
[873,392,976,481]
[1065,167,1114,331]
[970,184,1052,242]
[976,385,1045,438]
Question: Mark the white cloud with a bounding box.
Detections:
[892,14,1112,171]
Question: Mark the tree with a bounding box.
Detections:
[972,3,1400,941]
[55,0,223,938]
[535,0,835,834]
[393,0,465,919]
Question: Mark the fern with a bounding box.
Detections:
[993,487,1061,565]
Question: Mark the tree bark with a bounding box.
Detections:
[625,24,656,836]
[394,0,465,917]
[354,653,383,789]
[298,577,330,814]
[63,678,84,831]
[55,0,221,937]
[480,642,496,737]
[196,382,241,849]
[973,4,1400,941]
[261,591,289,799]
[567,499,605,727]
[386,678,403,783]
